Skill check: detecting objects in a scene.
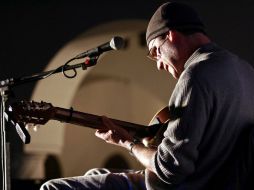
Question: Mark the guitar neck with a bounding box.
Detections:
[53,107,156,137]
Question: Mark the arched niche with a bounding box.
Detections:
[20,20,176,178]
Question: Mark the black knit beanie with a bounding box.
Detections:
[146,2,206,46]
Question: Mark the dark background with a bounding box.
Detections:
[1,0,254,101]
[0,0,254,189]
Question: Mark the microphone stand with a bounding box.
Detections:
[0,56,98,190]
[0,87,10,190]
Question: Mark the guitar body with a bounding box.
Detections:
[146,106,170,147]
[149,106,170,125]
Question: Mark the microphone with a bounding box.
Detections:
[75,36,125,59]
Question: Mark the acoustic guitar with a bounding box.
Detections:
[6,100,170,144]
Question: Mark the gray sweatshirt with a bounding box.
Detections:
[146,43,254,190]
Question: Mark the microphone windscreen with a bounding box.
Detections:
[110,36,125,50]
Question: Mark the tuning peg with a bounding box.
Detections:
[25,123,34,130]
[25,123,41,132]
[33,125,40,132]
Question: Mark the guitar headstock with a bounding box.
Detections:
[8,100,55,126]
[5,100,56,144]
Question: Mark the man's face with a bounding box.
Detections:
[148,34,182,79]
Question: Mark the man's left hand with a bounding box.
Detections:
[95,116,133,150]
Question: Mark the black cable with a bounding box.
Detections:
[61,57,77,79]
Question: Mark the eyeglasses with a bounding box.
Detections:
[147,36,168,61]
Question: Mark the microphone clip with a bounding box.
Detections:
[82,57,98,70]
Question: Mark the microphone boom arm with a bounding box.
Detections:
[0,57,97,88]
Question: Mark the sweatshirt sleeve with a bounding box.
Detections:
[150,75,210,185]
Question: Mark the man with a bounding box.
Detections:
[41,2,254,190]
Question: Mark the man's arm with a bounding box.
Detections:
[129,142,157,172]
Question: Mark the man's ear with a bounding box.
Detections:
[168,30,180,43]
